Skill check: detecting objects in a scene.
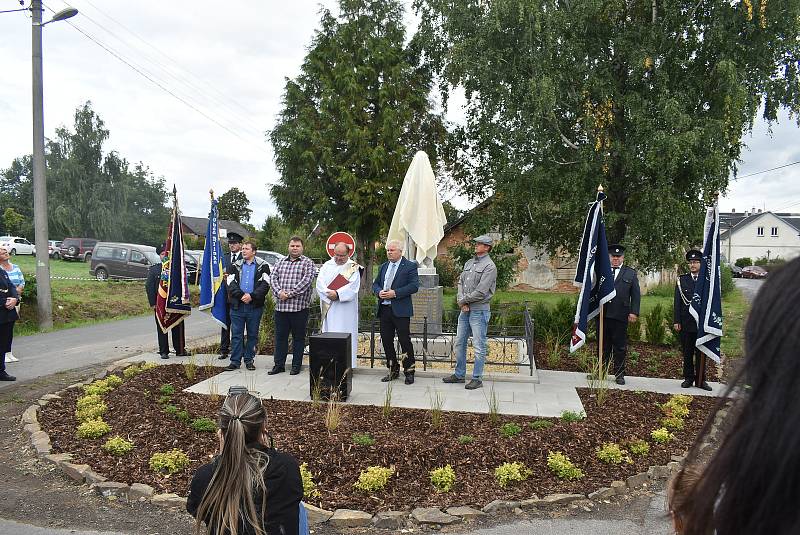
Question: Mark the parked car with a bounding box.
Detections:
[256,250,285,267]
[741,265,768,279]
[48,240,63,259]
[0,236,35,255]
[60,238,98,262]
[729,264,743,278]
[90,242,199,281]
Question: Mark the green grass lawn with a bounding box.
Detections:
[11,254,96,281]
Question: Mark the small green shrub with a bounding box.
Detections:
[457,434,474,444]
[661,416,685,431]
[529,419,554,430]
[157,395,172,405]
[628,439,650,456]
[644,303,667,345]
[495,461,533,487]
[123,365,141,379]
[560,410,585,423]
[661,400,690,418]
[734,257,752,268]
[547,451,584,480]
[160,384,175,396]
[499,422,523,438]
[300,462,320,498]
[190,417,216,432]
[430,465,456,493]
[149,449,190,474]
[83,380,112,396]
[76,394,104,410]
[353,466,395,492]
[163,404,178,415]
[596,442,632,464]
[352,432,376,446]
[75,402,107,422]
[103,435,134,456]
[104,375,123,388]
[651,427,675,443]
[76,419,111,439]
[141,362,158,371]
[176,410,191,422]
[669,394,693,408]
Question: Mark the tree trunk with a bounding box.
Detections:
[357,232,374,298]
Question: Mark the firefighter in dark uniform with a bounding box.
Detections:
[218,232,244,360]
[603,244,641,385]
[673,249,712,390]
[145,243,188,359]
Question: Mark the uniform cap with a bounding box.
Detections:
[609,244,626,256]
[473,234,493,246]
[685,249,702,261]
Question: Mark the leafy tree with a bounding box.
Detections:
[2,208,25,236]
[1,102,169,244]
[270,0,452,288]
[413,0,800,270]
[217,187,252,224]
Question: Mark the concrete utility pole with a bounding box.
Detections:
[31,0,53,329]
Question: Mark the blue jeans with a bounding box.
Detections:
[274,309,310,369]
[453,309,491,380]
[230,303,264,367]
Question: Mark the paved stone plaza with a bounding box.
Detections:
[127,353,725,417]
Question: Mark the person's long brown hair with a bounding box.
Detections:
[194,393,270,535]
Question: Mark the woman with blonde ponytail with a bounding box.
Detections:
[187,393,303,535]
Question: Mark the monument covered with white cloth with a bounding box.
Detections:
[387,150,448,333]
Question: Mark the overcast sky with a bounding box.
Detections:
[1,0,798,230]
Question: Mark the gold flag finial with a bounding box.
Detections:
[597,184,604,192]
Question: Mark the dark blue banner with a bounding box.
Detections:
[690,204,723,363]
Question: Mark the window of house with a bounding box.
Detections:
[757,226,764,237]
[771,227,778,237]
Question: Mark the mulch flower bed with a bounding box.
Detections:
[39,364,720,513]
[536,340,722,381]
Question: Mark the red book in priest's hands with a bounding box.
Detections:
[327,274,350,291]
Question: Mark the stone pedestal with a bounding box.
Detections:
[411,267,443,335]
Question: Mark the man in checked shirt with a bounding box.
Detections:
[269,236,317,375]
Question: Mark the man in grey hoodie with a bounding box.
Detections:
[443,235,497,390]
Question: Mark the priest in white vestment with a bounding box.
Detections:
[315,242,361,367]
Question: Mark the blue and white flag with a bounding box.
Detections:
[689,203,723,363]
[198,198,228,328]
[570,191,617,353]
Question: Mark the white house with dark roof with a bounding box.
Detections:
[720,210,800,263]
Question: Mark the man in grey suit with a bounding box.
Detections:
[603,244,640,384]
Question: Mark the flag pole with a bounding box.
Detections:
[696,192,719,387]
[597,183,605,379]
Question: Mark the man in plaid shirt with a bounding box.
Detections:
[269,236,317,375]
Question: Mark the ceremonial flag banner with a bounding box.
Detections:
[199,197,228,328]
[690,202,723,363]
[155,190,191,333]
[570,191,616,353]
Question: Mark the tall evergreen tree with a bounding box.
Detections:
[414,0,800,270]
[270,0,451,285]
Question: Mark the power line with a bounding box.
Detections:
[732,160,800,181]
[41,3,269,154]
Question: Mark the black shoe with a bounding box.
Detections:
[224,364,239,371]
[465,379,483,390]
[681,379,693,388]
[404,374,415,385]
[267,366,285,375]
[442,374,465,384]
[245,361,256,371]
[0,373,16,382]
[290,366,301,375]
[175,351,191,357]
[615,376,626,385]
[381,368,400,382]
[160,353,170,360]
[698,381,712,391]
[217,354,229,360]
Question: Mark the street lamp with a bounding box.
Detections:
[31,0,78,329]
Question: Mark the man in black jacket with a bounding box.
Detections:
[225,239,270,371]
[218,232,243,360]
[145,243,187,359]
[673,249,712,390]
[603,244,641,384]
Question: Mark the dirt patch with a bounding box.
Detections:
[39,365,719,515]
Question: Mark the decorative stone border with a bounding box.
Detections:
[22,360,731,529]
